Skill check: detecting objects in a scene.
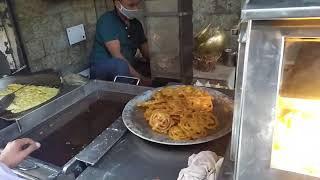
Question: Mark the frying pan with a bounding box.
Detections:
[0,71,62,121]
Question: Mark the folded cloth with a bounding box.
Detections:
[177,151,224,180]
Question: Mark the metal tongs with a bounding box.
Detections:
[0,85,27,113]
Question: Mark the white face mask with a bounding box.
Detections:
[117,2,140,20]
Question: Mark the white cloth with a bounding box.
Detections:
[0,162,24,180]
[177,151,224,180]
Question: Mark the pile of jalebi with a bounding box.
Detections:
[138,86,218,140]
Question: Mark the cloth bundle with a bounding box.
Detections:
[177,151,224,180]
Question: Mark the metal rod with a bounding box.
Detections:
[11,169,40,180]
[144,11,192,17]
[6,0,30,72]
[16,120,22,132]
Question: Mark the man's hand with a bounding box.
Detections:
[105,40,143,77]
[128,66,152,86]
[128,65,143,78]
[105,40,152,86]
[0,138,41,168]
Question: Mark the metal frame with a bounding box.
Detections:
[113,75,140,85]
[178,0,193,84]
[5,0,29,72]
[230,21,250,161]
[242,0,320,20]
[144,0,193,83]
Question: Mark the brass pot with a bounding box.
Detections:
[195,24,212,45]
[195,26,227,55]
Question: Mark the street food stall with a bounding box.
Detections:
[0,0,236,179]
[8,0,320,180]
[2,0,320,179]
[220,0,320,180]
[0,78,233,180]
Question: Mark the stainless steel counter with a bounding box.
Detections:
[77,132,231,180]
[218,145,234,180]
[76,87,233,180]
[0,80,233,180]
[242,0,320,20]
[0,81,152,179]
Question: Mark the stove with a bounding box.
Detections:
[0,81,151,179]
[25,91,133,167]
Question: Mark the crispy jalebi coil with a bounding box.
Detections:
[149,110,175,133]
[179,115,208,139]
[139,86,218,140]
[193,111,218,130]
[186,96,213,111]
[168,126,189,140]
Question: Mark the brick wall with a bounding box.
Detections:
[12,0,110,73]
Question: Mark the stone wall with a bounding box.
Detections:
[11,0,241,73]
[12,0,110,73]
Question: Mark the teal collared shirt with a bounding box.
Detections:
[90,10,147,64]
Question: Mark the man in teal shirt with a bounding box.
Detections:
[90,0,151,85]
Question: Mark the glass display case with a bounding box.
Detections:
[271,38,320,178]
[232,19,320,180]
[228,2,320,179]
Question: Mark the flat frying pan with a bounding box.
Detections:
[0,71,62,121]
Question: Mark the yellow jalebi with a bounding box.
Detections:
[138,86,218,140]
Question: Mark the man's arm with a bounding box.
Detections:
[105,40,143,79]
[139,42,150,62]
[105,40,126,60]
[95,16,142,78]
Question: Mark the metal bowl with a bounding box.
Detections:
[122,86,234,145]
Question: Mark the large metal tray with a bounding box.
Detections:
[122,86,234,145]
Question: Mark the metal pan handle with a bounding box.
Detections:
[113,75,140,85]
